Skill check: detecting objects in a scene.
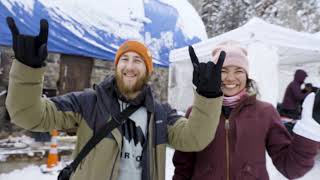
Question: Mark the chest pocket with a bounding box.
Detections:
[153,103,168,145]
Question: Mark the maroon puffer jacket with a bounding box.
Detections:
[173,95,318,180]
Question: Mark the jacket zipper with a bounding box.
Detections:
[148,141,153,180]
[148,113,153,180]
[109,101,124,180]
[109,149,120,180]
[225,119,230,180]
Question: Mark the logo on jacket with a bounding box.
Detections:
[122,118,146,146]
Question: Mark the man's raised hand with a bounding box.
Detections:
[189,46,225,98]
[7,17,48,68]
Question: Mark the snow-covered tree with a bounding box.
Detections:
[200,0,320,37]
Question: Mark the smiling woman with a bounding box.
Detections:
[209,41,260,107]
[173,40,320,180]
[221,66,247,96]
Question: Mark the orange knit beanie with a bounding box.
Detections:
[114,40,153,75]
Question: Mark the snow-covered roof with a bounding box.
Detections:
[170,17,320,65]
[0,0,207,67]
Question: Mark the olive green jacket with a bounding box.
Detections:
[6,60,222,180]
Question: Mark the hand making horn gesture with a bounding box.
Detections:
[188,45,226,98]
[6,17,48,68]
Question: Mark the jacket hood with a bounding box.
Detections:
[294,69,307,84]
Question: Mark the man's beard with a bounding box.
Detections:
[115,71,149,99]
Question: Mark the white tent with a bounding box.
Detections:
[168,17,320,111]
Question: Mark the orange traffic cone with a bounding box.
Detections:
[46,130,59,168]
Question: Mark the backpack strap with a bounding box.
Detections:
[58,105,140,179]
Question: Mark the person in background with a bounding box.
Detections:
[278,69,310,133]
[302,83,314,94]
[281,69,309,119]
[172,41,320,180]
[302,83,319,93]
[5,17,225,180]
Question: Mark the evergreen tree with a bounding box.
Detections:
[199,0,320,38]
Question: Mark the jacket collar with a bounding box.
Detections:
[227,94,256,118]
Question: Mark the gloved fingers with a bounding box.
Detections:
[198,63,207,88]
[24,36,35,63]
[205,61,214,80]
[192,65,200,86]
[16,34,25,60]
[39,43,48,60]
[215,51,226,70]
[37,19,49,44]
[6,17,19,36]
[188,46,200,69]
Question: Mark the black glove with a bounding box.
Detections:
[313,90,320,124]
[6,17,48,68]
[189,46,225,98]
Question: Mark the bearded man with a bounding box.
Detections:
[5,17,225,180]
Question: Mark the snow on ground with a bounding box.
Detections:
[0,165,58,180]
[0,135,75,162]
[1,147,320,180]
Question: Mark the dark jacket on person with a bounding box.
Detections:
[282,69,308,111]
[6,60,222,180]
[173,94,319,180]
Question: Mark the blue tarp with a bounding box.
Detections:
[0,0,203,67]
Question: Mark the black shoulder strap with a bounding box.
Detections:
[68,105,139,172]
